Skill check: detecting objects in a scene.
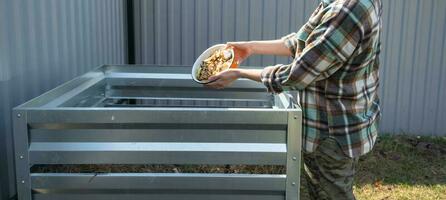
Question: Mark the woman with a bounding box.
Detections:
[206,0,382,199]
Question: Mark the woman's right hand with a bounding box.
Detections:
[226,42,253,66]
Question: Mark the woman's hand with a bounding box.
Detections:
[204,69,263,89]
[204,69,241,89]
[226,42,253,65]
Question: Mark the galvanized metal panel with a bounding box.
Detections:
[133,0,446,136]
[12,110,32,200]
[29,129,287,143]
[407,0,431,133]
[29,142,286,165]
[182,1,196,65]
[380,0,402,133]
[135,0,304,67]
[379,0,446,135]
[0,1,126,199]
[195,0,210,62]
[423,0,446,135]
[168,0,183,65]
[285,111,301,199]
[32,173,286,200]
[26,109,288,125]
[276,0,292,65]
[437,1,446,134]
[31,173,286,190]
[248,0,265,66]
[393,1,417,134]
[33,194,284,200]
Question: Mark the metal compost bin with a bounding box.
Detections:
[13,65,302,200]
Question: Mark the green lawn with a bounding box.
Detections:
[300,135,446,200]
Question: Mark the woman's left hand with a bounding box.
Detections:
[204,69,241,89]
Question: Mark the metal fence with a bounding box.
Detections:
[0,0,126,199]
[13,65,302,200]
[131,0,320,65]
[131,0,446,136]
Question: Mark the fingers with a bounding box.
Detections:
[203,75,223,89]
[207,74,220,82]
[202,68,236,90]
[226,41,244,46]
[226,41,244,49]
[225,43,235,50]
[204,81,225,90]
[204,78,233,89]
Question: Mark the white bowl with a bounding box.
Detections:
[191,44,235,84]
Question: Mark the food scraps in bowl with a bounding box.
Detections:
[197,49,233,81]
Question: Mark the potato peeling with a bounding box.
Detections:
[197,49,233,81]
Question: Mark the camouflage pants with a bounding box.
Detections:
[303,138,359,200]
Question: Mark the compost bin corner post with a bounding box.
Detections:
[12,109,32,200]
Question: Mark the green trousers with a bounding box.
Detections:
[303,138,359,200]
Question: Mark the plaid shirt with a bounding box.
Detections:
[261,0,382,158]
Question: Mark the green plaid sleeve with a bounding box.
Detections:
[261,2,364,93]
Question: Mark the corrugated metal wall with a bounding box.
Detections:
[132,0,446,136]
[133,0,320,65]
[380,0,446,135]
[0,0,126,199]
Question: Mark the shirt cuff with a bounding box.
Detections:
[260,65,284,94]
[281,33,298,59]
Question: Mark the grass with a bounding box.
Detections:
[296,135,446,199]
[349,135,446,200]
[33,135,446,199]
[300,135,446,200]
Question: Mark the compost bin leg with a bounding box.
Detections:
[13,111,32,200]
[286,112,302,200]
